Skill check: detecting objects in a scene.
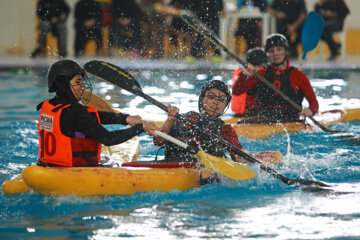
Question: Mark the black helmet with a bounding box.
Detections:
[246,47,268,66]
[265,33,289,52]
[47,59,86,93]
[198,80,231,116]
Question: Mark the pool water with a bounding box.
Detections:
[1,68,360,239]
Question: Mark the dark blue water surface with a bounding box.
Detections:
[1,68,360,239]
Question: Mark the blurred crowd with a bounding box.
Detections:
[30,0,349,62]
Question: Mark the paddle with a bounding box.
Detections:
[84,60,333,191]
[82,80,256,180]
[81,89,118,113]
[301,11,325,61]
[180,13,355,136]
[155,130,256,180]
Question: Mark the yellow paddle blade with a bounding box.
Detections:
[82,90,118,113]
[197,151,256,180]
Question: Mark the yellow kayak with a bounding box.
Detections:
[2,136,140,195]
[22,163,200,196]
[222,108,360,139]
[7,151,281,196]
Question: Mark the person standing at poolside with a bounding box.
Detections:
[31,0,69,58]
[267,0,307,59]
[74,0,103,57]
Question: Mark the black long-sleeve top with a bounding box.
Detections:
[110,0,141,19]
[74,0,102,29]
[37,0,70,21]
[315,0,349,20]
[45,97,144,146]
[271,0,307,24]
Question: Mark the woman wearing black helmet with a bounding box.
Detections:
[154,80,247,166]
[37,59,159,167]
[232,33,319,123]
[231,47,268,117]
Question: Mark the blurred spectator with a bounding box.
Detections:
[315,0,350,61]
[109,0,141,57]
[138,0,168,58]
[235,0,267,50]
[191,0,224,60]
[74,0,102,57]
[168,0,196,58]
[98,1,113,56]
[31,0,70,58]
[267,0,307,59]
[169,0,224,60]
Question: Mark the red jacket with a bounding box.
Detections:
[222,125,243,161]
[232,61,319,115]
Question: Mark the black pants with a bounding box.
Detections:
[321,18,344,55]
[33,20,67,57]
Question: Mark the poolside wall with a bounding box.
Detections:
[0,0,359,57]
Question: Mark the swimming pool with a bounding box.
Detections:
[1,66,360,239]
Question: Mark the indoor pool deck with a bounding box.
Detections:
[1,53,360,71]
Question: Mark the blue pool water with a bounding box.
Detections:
[1,67,360,239]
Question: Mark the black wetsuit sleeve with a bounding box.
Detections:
[98,111,129,125]
[60,104,144,146]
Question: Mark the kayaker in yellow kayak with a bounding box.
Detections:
[36,59,159,167]
[154,80,248,166]
[231,47,269,117]
[232,33,319,123]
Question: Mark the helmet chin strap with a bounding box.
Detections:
[271,55,287,67]
[69,84,82,102]
[201,100,226,118]
[75,75,93,104]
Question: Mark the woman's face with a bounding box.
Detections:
[202,88,227,117]
[70,74,85,101]
[267,46,287,65]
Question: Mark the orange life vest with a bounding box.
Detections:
[231,68,258,115]
[38,100,102,167]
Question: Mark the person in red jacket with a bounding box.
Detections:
[232,33,319,123]
[231,47,268,117]
[37,59,159,167]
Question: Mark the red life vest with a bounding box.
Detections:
[38,100,102,167]
[164,111,226,162]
